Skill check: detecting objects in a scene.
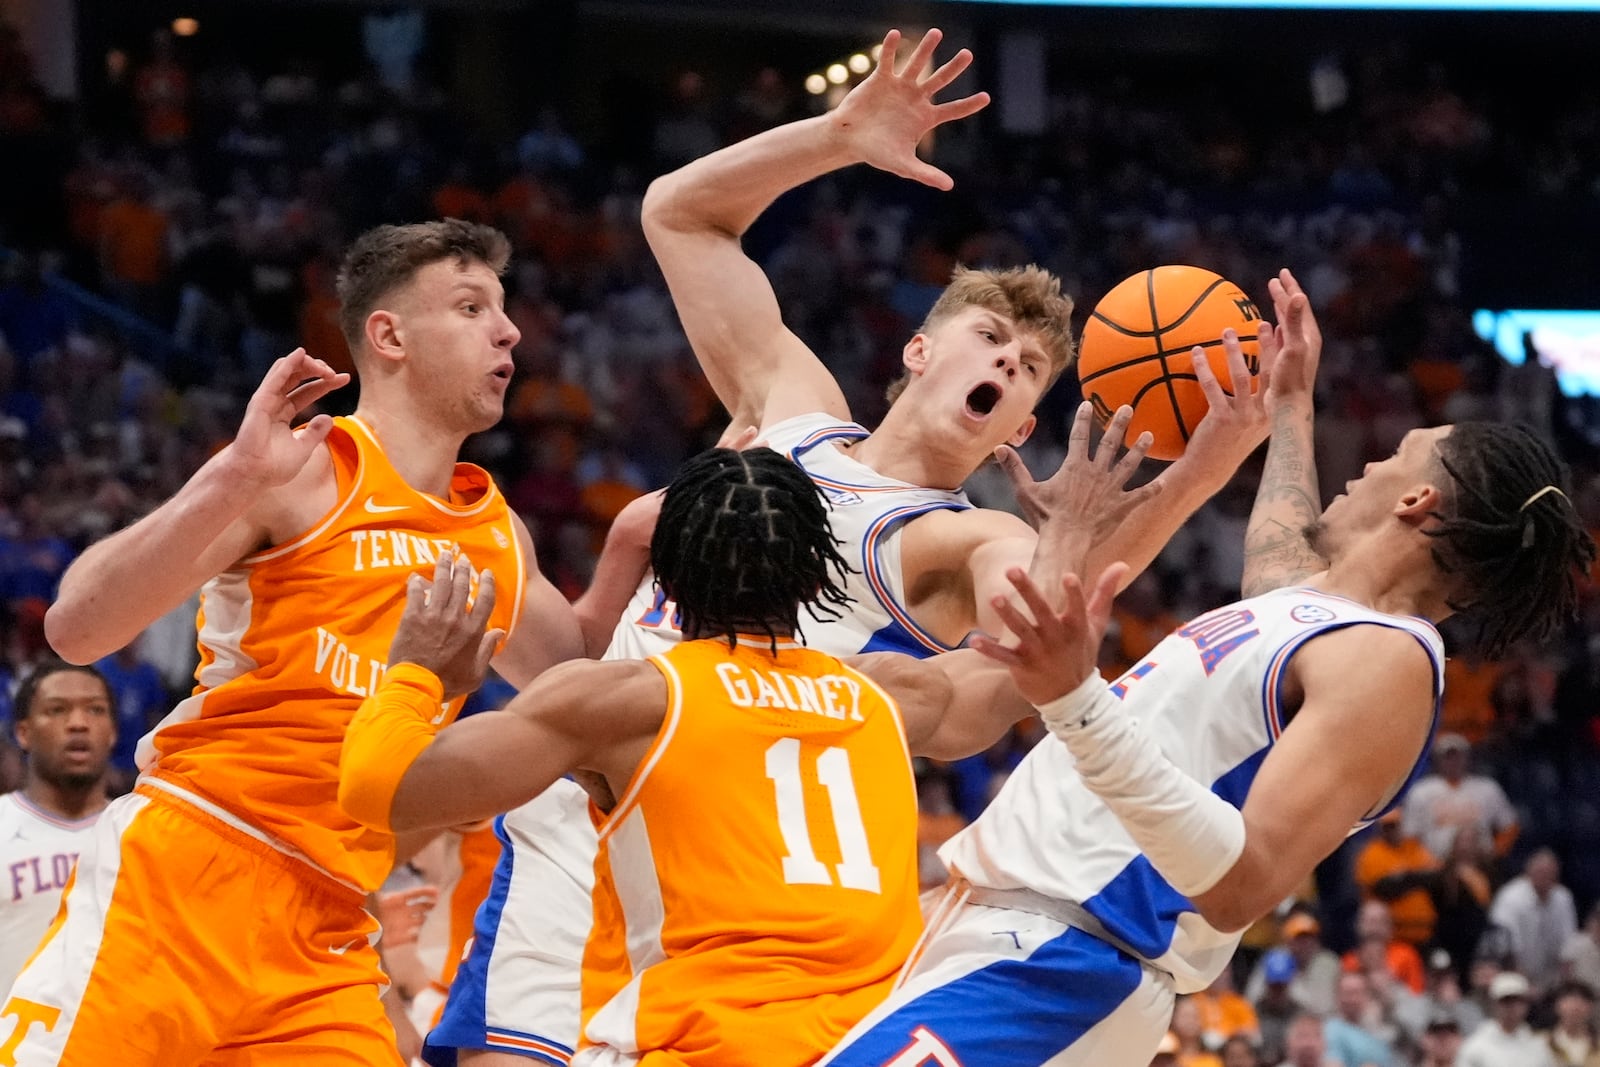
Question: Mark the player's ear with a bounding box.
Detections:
[365,309,405,365]
[1006,414,1036,449]
[1394,483,1443,523]
[12,717,31,755]
[902,333,930,375]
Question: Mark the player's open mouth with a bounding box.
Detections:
[965,383,1002,417]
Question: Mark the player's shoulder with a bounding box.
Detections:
[1292,623,1436,694]
[896,503,1032,581]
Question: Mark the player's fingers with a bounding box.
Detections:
[933,92,991,126]
[1111,431,1154,488]
[428,552,455,609]
[1066,400,1094,462]
[1086,562,1127,633]
[901,26,944,79]
[1006,567,1061,638]
[993,444,1033,493]
[285,372,351,412]
[902,159,954,191]
[1191,344,1227,407]
[1057,573,1088,635]
[1121,480,1165,517]
[1098,405,1137,470]
[474,628,505,678]
[1221,329,1253,399]
[987,593,1039,651]
[404,571,429,618]
[468,569,497,632]
[291,412,336,452]
[921,47,972,94]
[968,633,1024,668]
[875,29,902,76]
[447,550,474,617]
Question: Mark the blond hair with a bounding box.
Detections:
[885,265,1077,407]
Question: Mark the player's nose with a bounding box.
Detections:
[994,349,1019,377]
[493,308,521,350]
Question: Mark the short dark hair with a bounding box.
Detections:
[14,660,113,721]
[1425,423,1595,657]
[335,218,512,354]
[651,448,853,650]
[1554,980,1596,1002]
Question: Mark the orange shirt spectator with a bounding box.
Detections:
[99,193,168,287]
[1355,813,1440,945]
[1441,655,1503,745]
[1340,900,1426,994]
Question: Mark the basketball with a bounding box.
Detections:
[1078,266,1264,461]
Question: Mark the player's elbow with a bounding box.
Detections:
[641,174,688,237]
[43,601,107,665]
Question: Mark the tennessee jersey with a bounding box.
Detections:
[579,636,920,1065]
[138,416,524,892]
[942,586,1444,992]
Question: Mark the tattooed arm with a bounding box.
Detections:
[1241,271,1328,598]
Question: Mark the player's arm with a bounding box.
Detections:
[491,497,657,686]
[338,552,659,831]
[46,349,348,663]
[641,29,986,429]
[973,566,1436,935]
[850,650,1034,761]
[1241,271,1328,597]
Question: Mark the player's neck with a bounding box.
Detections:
[22,776,108,822]
[847,410,978,491]
[1319,543,1447,623]
[352,400,467,498]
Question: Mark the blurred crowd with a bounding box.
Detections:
[1,13,1598,1065]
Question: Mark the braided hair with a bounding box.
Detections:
[1426,422,1595,657]
[652,447,854,650]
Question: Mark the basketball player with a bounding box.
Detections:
[3,220,652,1065]
[427,27,1272,1066]
[0,664,115,997]
[818,272,1597,1066]
[341,446,1134,1066]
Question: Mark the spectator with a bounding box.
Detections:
[1196,965,1262,1050]
[1545,981,1600,1067]
[1221,1034,1264,1067]
[1417,1013,1464,1067]
[1562,904,1600,996]
[1459,972,1557,1067]
[1276,1013,1338,1067]
[1354,810,1440,946]
[1429,825,1496,985]
[1323,973,1396,1067]
[1491,849,1580,994]
[1402,733,1520,862]
[1154,1029,1182,1067]
[1249,912,1343,1017]
[1173,995,1225,1067]
[1342,899,1426,994]
[1257,948,1303,1064]
[1393,949,1486,1046]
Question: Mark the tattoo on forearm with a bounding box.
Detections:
[1242,407,1325,597]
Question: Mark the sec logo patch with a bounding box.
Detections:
[1291,604,1337,624]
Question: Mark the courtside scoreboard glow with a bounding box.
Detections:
[1474,310,1600,399]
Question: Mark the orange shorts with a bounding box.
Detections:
[0,784,402,1066]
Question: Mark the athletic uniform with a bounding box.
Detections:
[577,635,919,1065]
[0,794,102,996]
[1,417,524,1066]
[425,412,968,1064]
[820,587,1444,1067]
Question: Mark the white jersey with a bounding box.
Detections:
[0,792,103,993]
[604,411,973,663]
[941,586,1445,993]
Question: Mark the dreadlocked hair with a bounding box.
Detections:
[1426,422,1595,657]
[651,447,854,651]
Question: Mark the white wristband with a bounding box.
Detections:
[1034,676,1246,899]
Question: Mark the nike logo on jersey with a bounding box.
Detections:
[328,938,364,955]
[364,497,408,514]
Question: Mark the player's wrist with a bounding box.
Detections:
[383,662,446,703]
[1034,671,1117,733]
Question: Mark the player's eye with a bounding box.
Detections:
[981,330,996,343]
[463,303,480,315]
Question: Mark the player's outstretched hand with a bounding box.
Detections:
[1180,325,1272,477]
[831,28,990,190]
[970,562,1124,706]
[228,348,351,488]
[997,402,1161,538]
[1259,268,1323,409]
[387,550,504,700]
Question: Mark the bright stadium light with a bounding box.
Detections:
[826,63,849,85]
[805,73,828,95]
[848,53,871,74]
[172,17,200,36]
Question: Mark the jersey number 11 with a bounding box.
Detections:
[764,737,881,893]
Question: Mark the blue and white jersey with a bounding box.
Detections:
[605,412,972,662]
[940,585,1445,993]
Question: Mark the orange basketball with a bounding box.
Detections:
[1078,266,1263,461]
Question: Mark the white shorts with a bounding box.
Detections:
[819,885,1175,1067]
[422,780,597,1066]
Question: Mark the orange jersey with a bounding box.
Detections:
[142,417,524,892]
[580,636,921,1066]
[441,823,502,991]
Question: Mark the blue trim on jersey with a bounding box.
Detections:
[861,501,971,654]
[422,816,520,1067]
[1257,619,1444,824]
[789,423,871,462]
[1212,746,1270,810]
[823,925,1144,1066]
[860,618,943,659]
[1081,855,1195,961]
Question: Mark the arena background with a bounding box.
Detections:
[0,1,1597,1062]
